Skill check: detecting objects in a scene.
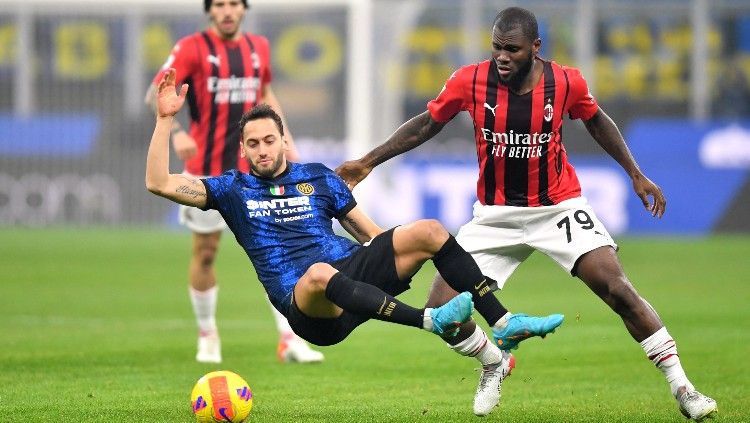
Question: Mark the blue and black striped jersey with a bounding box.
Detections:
[201,162,360,314]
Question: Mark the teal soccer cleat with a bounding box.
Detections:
[431,292,474,336]
[492,313,564,350]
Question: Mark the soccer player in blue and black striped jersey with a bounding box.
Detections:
[147,69,562,411]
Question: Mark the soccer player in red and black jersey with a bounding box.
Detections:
[145,0,323,365]
[337,7,716,420]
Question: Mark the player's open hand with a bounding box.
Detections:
[335,160,371,190]
[632,173,666,218]
[156,68,188,118]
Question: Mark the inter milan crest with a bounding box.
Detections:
[296,183,315,195]
[544,98,554,122]
[269,185,285,196]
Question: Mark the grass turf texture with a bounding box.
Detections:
[1,228,748,422]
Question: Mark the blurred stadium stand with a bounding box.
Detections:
[1,0,748,233]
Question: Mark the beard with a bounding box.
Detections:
[212,17,240,39]
[250,150,285,178]
[502,50,534,89]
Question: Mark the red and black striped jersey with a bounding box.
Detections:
[427,57,598,207]
[154,29,273,176]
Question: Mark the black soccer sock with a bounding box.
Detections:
[324,272,424,329]
[432,235,508,326]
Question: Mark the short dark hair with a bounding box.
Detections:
[204,0,248,13]
[493,7,539,41]
[239,104,285,136]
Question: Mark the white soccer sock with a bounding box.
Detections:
[189,285,218,335]
[640,327,694,397]
[449,325,502,366]
[492,312,513,330]
[265,296,295,337]
[422,309,434,333]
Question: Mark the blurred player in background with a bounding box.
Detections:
[145,0,323,364]
[147,72,562,411]
[337,7,717,421]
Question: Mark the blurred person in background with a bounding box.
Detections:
[337,7,716,420]
[713,54,750,119]
[145,0,322,364]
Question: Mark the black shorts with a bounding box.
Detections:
[286,228,412,346]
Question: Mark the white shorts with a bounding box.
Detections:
[177,173,226,234]
[455,197,617,289]
[178,204,226,234]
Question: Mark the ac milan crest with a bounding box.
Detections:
[544,99,554,122]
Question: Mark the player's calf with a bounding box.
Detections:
[323,271,474,336]
[431,236,508,326]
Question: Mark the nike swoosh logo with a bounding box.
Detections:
[506,330,531,340]
[474,279,486,290]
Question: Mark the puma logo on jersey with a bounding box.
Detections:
[484,103,499,117]
[207,54,221,66]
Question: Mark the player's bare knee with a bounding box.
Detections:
[305,262,337,292]
[414,219,449,251]
[194,245,218,268]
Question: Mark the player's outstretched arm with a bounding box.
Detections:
[338,205,384,244]
[583,107,666,218]
[336,111,447,189]
[145,68,208,208]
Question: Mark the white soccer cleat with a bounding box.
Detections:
[473,350,515,416]
[195,332,222,364]
[277,334,324,364]
[677,388,717,421]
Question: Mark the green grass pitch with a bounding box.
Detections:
[1,228,748,422]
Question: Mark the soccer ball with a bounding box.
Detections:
[190,370,253,422]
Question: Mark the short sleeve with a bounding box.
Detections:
[152,36,198,86]
[427,67,470,122]
[323,168,357,218]
[200,171,238,211]
[565,67,599,121]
